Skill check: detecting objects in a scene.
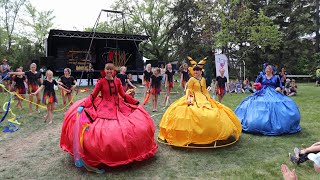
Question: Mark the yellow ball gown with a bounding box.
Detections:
[159,77,242,147]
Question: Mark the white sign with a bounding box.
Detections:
[215,54,229,82]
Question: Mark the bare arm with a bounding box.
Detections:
[142,74,145,85]
[126,79,136,89]
[8,71,25,76]
[39,74,44,85]
[72,80,77,90]
[57,84,70,92]
[10,81,16,91]
[148,78,152,90]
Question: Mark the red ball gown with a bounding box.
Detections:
[60,78,157,170]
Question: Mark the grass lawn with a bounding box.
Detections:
[0,82,319,179]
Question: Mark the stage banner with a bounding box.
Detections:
[215,54,229,82]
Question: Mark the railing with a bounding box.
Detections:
[286,75,312,78]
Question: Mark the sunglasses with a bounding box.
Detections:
[194,69,201,71]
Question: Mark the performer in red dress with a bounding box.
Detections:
[60,63,157,172]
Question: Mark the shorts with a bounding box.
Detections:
[42,92,57,104]
[151,87,161,95]
[167,82,173,89]
[216,87,226,96]
[145,81,150,87]
[15,87,26,95]
[28,84,39,94]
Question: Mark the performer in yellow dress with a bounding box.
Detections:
[158,57,242,147]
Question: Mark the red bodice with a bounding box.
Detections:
[83,78,138,119]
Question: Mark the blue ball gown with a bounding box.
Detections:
[235,75,301,135]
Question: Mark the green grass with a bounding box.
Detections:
[0,83,319,179]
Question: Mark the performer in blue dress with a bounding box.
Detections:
[235,65,301,135]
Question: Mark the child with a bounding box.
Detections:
[284,78,291,96]
[149,68,162,112]
[9,63,43,115]
[32,70,69,124]
[288,79,297,96]
[235,80,243,94]
[180,63,189,89]
[142,64,152,99]
[164,63,175,106]
[126,73,136,98]
[117,66,136,92]
[215,68,228,103]
[58,68,77,108]
[10,68,27,110]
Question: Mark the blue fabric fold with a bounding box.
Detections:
[235,76,301,136]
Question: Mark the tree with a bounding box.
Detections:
[20,3,55,56]
[112,0,174,61]
[214,1,282,79]
[264,0,317,74]
[0,0,26,52]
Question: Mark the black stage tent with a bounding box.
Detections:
[42,29,149,78]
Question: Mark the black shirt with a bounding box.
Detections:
[151,75,162,89]
[14,76,26,89]
[116,73,128,86]
[182,70,189,82]
[143,70,152,82]
[216,76,227,88]
[166,70,175,82]
[43,79,57,95]
[60,76,75,90]
[25,71,42,86]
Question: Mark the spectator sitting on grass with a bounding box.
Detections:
[282,151,320,180]
[242,78,253,93]
[228,80,236,93]
[288,79,297,96]
[289,142,320,165]
[284,78,291,96]
[235,80,244,94]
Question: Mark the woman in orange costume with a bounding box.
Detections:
[159,57,241,147]
[60,62,157,171]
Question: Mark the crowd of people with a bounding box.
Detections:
[1,57,319,178]
[0,58,78,124]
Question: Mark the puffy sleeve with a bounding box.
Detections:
[83,79,102,107]
[201,78,210,95]
[186,77,195,96]
[255,74,263,83]
[275,75,282,88]
[116,78,139,105]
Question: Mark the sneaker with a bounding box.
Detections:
[294,147,300,158]
[289,153,299,165]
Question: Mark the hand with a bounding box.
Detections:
[187,98,192,105]
[30,93,35,96]
[207,86,212,91]
[77,106,84,113]
[275,87,281,92]
[281,164,298,180]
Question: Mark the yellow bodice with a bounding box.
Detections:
[187,77,212,108]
